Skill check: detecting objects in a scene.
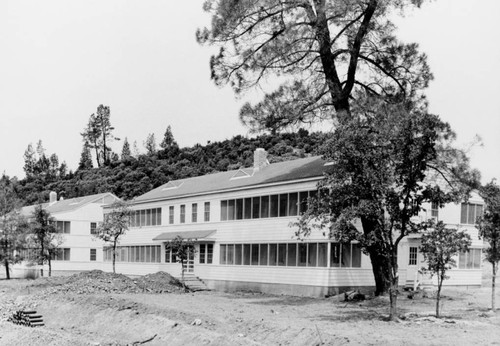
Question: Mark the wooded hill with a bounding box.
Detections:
[15,130,327,205]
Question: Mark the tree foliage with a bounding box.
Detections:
[295,97,477,319]
[81,105,118,167]
[165,235,196,283]
[420,221,471,318]
[198,0,432,131]
[29,205,63,277]
[0,210,29,279]
[94,201,131,273]
[478,181,500,311]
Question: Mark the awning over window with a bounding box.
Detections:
[152,230,216,241]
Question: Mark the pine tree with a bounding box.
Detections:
[78,141,93,170]
[144,133,157,156]
[121,138,132,160]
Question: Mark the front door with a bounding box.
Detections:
[407,246,421,286]
[183,249,194,273]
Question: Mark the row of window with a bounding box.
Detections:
[169,202,211,224]
[130,208,162,227]
[460,203,483,225]
[219,242,362,268]
[103,245,162,263]
[458,249,482,269]
[220,190,316,221]
[51,248,71,261]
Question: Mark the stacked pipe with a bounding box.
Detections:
[8,310,44,327]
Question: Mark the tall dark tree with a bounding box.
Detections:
[295,97,478,319]
[478,181,500,311]
[23,143,36,178]
[81,105,118,167]
[198,0,432,130]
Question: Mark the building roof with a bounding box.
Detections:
[133,156,328,204]
[20,192,120,217]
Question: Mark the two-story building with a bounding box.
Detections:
[101,149,484,296]
[13,192,121,277]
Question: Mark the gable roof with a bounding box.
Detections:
[133,156,328,204]
[20,192,120,217]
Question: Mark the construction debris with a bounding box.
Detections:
[8,310,44,327]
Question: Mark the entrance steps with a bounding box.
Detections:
[177,274,210,292]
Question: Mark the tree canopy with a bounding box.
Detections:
[198,0,431,131]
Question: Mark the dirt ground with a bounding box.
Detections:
[1,271,500,346]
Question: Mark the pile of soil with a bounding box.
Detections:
[33,270,185,295]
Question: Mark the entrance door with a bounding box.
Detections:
[183,249,194,273]
[406,246,420,288]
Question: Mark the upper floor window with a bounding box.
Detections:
[431,202,439,220]
[130,208,162,227]
[90,222,97,235]
[192,203,198,223]
[460,203,483,225]
[169,206,174,224]
[180,205,186,223]
[204,202,210,222]
[220,190,315,221]
[54,221,71,234]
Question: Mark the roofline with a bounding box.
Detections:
[23,192,121,215]
[125,176,323,207]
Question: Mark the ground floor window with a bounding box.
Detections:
[219,242,361,268]
[458,248,482,269]
[408,247,418,265]
[199,243,213,264]
[104,245,161,263]
[90,248,97,261]
[51,248,71,261]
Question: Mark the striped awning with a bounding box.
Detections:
[152,230,216,241]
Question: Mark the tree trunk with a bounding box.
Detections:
[112,243,116,274]
[436,274,443,318]
[4,259,10,280]
[492,262,497,311]
[48,258,52,277]
[368,248,391,295]
[181,259,185,282]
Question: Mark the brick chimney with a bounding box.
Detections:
[253,148,269,172]
[49,191,57,204]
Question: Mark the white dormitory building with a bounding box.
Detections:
[6,149,484,296]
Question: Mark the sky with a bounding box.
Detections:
[0,0,499,183]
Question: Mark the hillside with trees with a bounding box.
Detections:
[6,128,327,207]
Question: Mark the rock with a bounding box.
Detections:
[191,318,202,326]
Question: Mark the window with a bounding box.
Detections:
[219,242,330,268]
[409,247,418,265]
[180,205,186,223]
[199,243,213,264]
[192,203,198,223]
[51,248,70,261]
[204,202,210,222]
[169,206,174,224]
[431,202,439,220]
[330,243,362,268]
[54,221,71,234]
[103,246,160,263]
[131,208,162,227]
[458,249,482,269]
[219,190,318,222]
[460,203,483,224]
[90,248,97,261]
[90,222,97,235]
